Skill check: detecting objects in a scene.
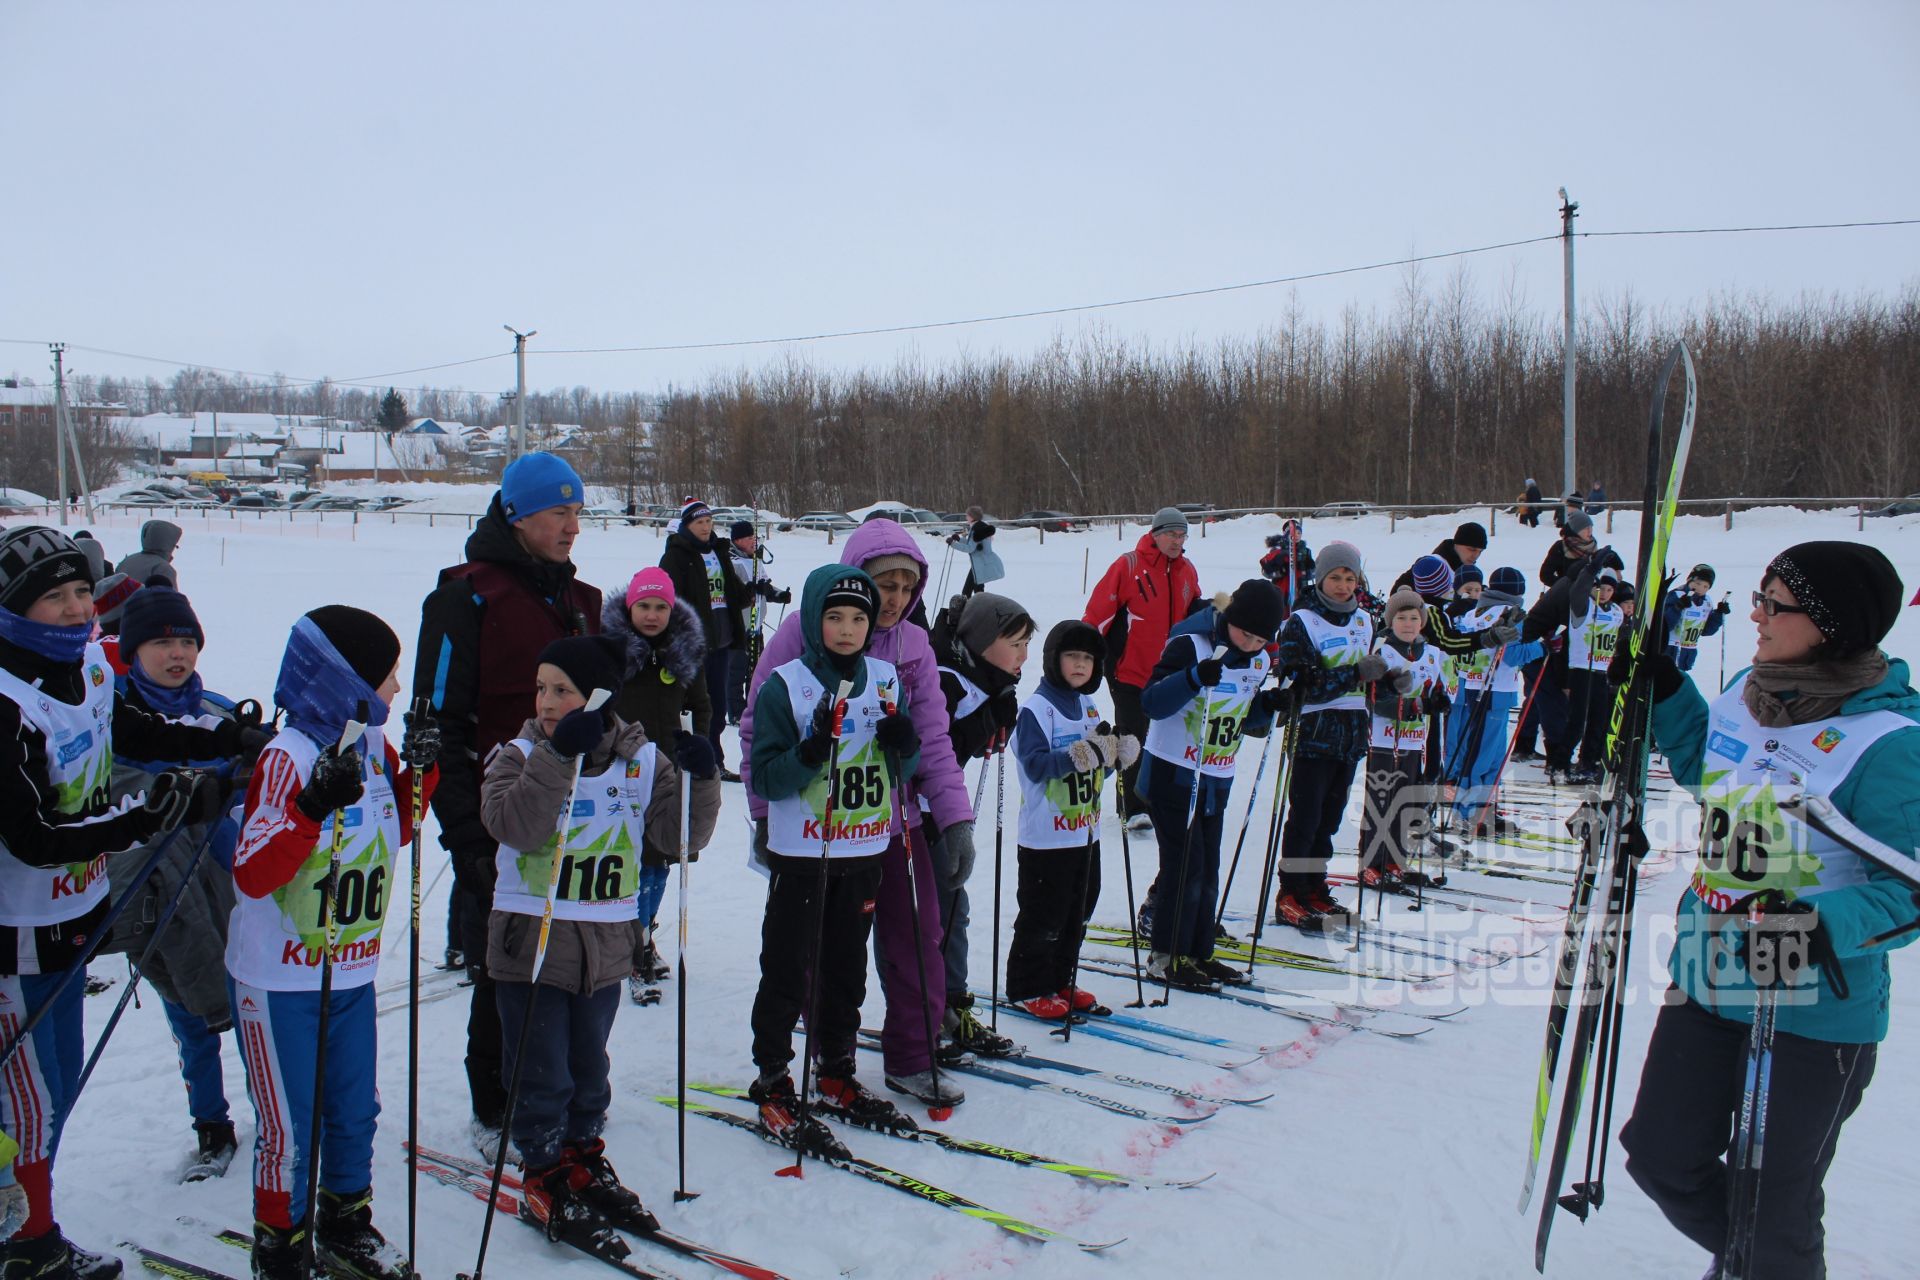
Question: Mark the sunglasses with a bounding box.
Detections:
[1752,591,1809,618]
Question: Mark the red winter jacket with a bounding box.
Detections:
[1082,532,1202,689]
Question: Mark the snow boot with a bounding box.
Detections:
[183,1118,239,1183]
[884,1069,966,1108]
[939,998,1019,1060]
[566,1138,659,1234]
[314,1187,415,1280]
[814,1067,918,1133]
[520,1159,628,1253]
[747,1070,847,1159]
[249,1222,305,1280]
[626,971,662,1006]
[1016,993,1072,1020]
[469,1116,516,1166]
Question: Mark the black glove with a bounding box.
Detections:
[402,707,441,771]
[797,698,838,768]
[673,729,718,780]
[1715,600,1731,616]
[143,769,224,834]
[772,587,793,605]
[549,707,605,758]
[1193,657,1224,688]
[1423,685,1452,716]
[296,747,364,822]
[1731,892,1849,997]
[876,712,920,757]
[1253,685,1292,718]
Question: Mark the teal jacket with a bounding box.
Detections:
[749,565,921,838]
[1653,657,1920,1043]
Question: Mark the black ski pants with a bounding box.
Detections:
[457,880,508,1126]
[1006,843,1102,1002]
[1620,992,1876,1280]
[1110,681,1150,817]
[1145,786,1224,961]
[1359,746,1426,874]
[1556,667,1609,770]
[749,862,882,1075]
[1278,752,1359,896]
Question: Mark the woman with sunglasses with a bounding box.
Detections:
[1620,540,1917,1279]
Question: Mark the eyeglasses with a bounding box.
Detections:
[1752,591,1808,617]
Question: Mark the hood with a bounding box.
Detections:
[1843,657,1920,718]
[599,593,708,685]
[838,520,929,629]
[141,520,183,556]
[464,494,580,596]
[1042,619,1105,697]
[1131,529,1180,571]
[930,600,1025,700]
[799,562,879,671]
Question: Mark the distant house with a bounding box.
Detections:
[406,417,466,437]
[0,383,126,433]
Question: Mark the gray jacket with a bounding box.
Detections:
[481,714,711,992]
[117,519,182,588]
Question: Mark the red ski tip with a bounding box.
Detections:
[926,1105,954,1123]
[775,1162,804,1179]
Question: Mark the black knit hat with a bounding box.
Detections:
[0,526,95,615]
[822,572,879,621]
[1689,563,1715,586]
[1764,541,1904,658]
[1043,619,1105,695]
[1222,578,1285,643]
[120,586,205,656]
[537,634,626,702]
[730,520,755,542]
[1453,521,1488,550]
[305,605,401,691]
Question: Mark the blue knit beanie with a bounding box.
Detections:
[1453,563,1484,589]
[120,585,204,655]
[1411,555,1453,598]
[499,452,584,523]
[1489,566,1526,598]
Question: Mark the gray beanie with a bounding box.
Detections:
[1150,506,1188,536]
[956,592,1033,656]
[1563,511,1595,539]
[1316,540,1364,582]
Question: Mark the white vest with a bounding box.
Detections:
[1687,687,1912,911]
[1568,602,1623,672]
[1294,608,1373,715]
[493,740,659,922]
[227,727,399,991]
[1669,596,1715,653]
[1016,691,1103,849]
[941,667,988,722]
[1452,604,1503,692]
[1145,633,1271,778]
[701,549,727,610]
[765,657,901,859]
[1367,642,1445,753]
[0,644,121,927]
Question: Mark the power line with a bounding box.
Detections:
[1581,217,1920,239]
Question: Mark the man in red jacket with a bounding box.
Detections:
[1083,507,1200,823]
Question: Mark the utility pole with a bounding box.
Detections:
[1559,188,1579,501]
[50,344,69,526]
[505,325,536,460]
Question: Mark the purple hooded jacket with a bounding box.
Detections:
[740,520,974,833]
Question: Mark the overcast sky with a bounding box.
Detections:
[7,1,1917,402]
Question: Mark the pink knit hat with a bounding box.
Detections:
[626,567,675,609]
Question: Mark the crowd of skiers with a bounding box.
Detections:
[0,449,1909,1280]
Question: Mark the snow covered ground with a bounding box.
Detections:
[26,503,1920,1279]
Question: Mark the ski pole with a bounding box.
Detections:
[989,748,1008,1031]
[1114,765,1147,1009]
[1244,715,1299,980]
[1465,651,1549,846]
[1213,700,1276,934]
[1155,644,1226,1008]
[674,708,699,1202]
[464,687,609,1280]
[1717,590,1731,693]
[1053,725,1110,1045]
[303,703,371,1280]
[881,742,954,1121]
[779,678,854,1179]
[405,696,429,1274]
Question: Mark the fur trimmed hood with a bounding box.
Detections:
[600,593,708,685]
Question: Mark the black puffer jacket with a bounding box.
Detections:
[600,595,713,745]
[660,530,756,651]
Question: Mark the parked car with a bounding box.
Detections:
[1014,509,1090,533]
[1172,502,1218,524]
[792,510,858,532]
[1310,501,1373,519]
[582,504,643,525]
[225,492,281,510]
[1866,494,1920,518]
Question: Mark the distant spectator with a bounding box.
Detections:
[1518,477,1544,528]
[117,518,182,587]
[945,505,1005,600]
[1553,492,1585,531]
[1586,480,1607,516]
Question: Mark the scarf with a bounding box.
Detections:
[1313,586,1358,617]
[128,662,205,718]
[274,616,391,750]
[0,606,92,664]
[1741,649,1888,728]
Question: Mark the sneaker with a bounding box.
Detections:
[183,1118,239,1183]
[521,1159,626,1250]
[314,1186,414,1279]
[250,1221,306,1280]
[940,1001,1020,1058]
[814,1069,917,1131]
[1017,993,1072,1020]
[884,1069,966,1107]
[1124,813,1153,833]
[566,1138,659,1233]
[1196,958,1251,987]
[1146,952,1221,993]
[469,1115,518,1166]
[747,1071,847,1159]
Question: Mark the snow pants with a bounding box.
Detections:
[927,820,971,1002]
[703,649,732,768]
[1278,753,1359,896]
[1359,747,1426,874]
[1453,690,1518,823]
[0,970,85,1242]
[231,978,378,1230]
[750,861,881,1076]
[1145,786,1223,961]
[163,995,233,1125]
[868,824,947,1077]
[1621,992,1876,1280]
[1006,843,1102,1002]
[494,978,619,1169]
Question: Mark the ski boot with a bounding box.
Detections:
[1062,984,1112,1014]
[183,1118,239,1184]
[626,971,662,1006]
[940,996,1019,1060]
[635,931,672,983]
[1147,952,1221,993]
[249,1222,305,1280]
[1305,887,1354,926]
[1016,992,1072,1020]
[1272,891,1329,932]
[748,1071,848,1159]
[56,1236,123,1280]
[884,1068,966,1108]
[1123,812,1154,833]
[1358,863,1402,891]
[566,1138,660,1233]
[313,1187,415,1279]
[1195,958,1251,988]
[814,1066,919,1133]
[1134,889,1157,936]
[438,947,465,971]
[521,1159,629,1254]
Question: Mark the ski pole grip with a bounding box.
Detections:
[830,678,855,735]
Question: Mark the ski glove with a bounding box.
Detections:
[1607,645,1685,703]
[142,769,225,834]
[295,747,364,822]
[1066,737,1103,775]
[1388,666,1416,696]
[401,709,441,771]
[1354,654,1390,684]
[0,1177,24,1243]
[1730,891,1850,998]
[549,706,605,758]
[1480,622,1521,649]
[1192,656,1225,688]
[1115,733,1142,768]
[876,712,920,757]
[937,819,978,884]
[772,587,793,605]
[1715,600,1732,615]
[1253,685,1295,720]
[796,698,839,768]
[1423,685,1452,716]
[673,729,718,780]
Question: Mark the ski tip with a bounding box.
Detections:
[1078,1236,1130,1252]
[926,1105,954,1123]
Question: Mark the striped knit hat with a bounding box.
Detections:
[1410,555,1453,598]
